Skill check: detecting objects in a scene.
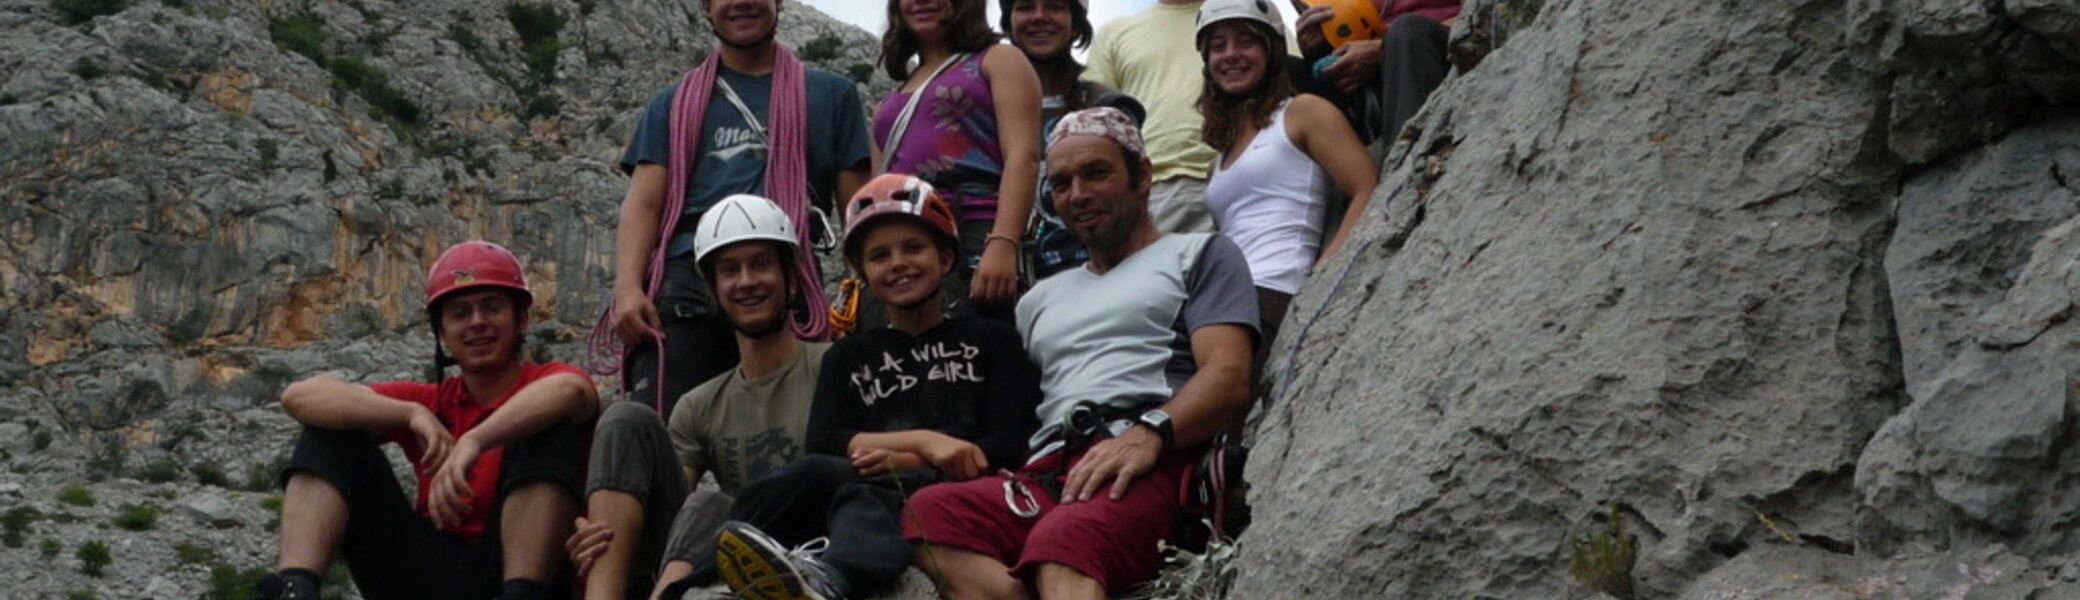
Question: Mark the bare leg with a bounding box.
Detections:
[276,472,348,571]
[501,480,579,583]
[583,489,646,599]
[915,542,1030,600]
[1033,563,1104,600]
[647,559,695,600]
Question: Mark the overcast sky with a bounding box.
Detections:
[796,0,1299,41]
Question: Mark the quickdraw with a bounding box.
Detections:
[828,278,864,337]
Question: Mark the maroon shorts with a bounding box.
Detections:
[902,446,1198,594]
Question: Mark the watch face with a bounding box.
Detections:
[1141,410,1170,427]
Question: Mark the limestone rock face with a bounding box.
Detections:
[1235,0,2080,597]
[0,1,885,597]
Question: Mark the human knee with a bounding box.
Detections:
[595,401,664,439]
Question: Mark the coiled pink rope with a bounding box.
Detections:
[586,45,832,409]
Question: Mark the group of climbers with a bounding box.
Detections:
[251,0,1457,598]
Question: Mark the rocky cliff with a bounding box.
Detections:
[0,0,884,597]
[1237,0,2080,598]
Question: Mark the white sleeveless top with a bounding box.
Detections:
[1204,101,1329,294]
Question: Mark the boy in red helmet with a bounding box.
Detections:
[702,174,1040,600]
[258,241,599,600]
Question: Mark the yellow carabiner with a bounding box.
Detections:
[828,278,864,337]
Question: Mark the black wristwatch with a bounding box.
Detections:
[1134,409,1175,450]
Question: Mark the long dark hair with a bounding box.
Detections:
[1001,0,1095,102]
[1196,20,1295,152]
[881,0,1003,81]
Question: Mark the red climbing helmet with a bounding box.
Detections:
[841,174,960,265]
[425,240,533,309]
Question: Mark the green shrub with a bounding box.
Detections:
[56,484,95,507]
[65,590,99,600]
[76,540,111,576]
[205,564,269,600]
[259,494,284,513]
[136,457,182,483]
[71,57,107,80]
[255,138,280,170]
[32,429,53,451]
[174,541,217,565]
[192,462,229,487]
[269,11,326,63]
[252,361,296,389]
[2,506,38,547]
[40,537,62,560]
[522,36,563,79]
[846,63,874,83]
[800,33,844,63]
[326,56,422,124]
[51,0,129,26]
[111,503,158,531]
[505,2,565,45]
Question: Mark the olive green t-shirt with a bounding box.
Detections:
[667,342,829,495]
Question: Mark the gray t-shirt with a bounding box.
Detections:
[668,342,831,494]
[621,67,870,257]
[1015,233,1259,455]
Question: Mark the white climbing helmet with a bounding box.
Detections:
[1195,0,1288,50]
[693,193,800,266]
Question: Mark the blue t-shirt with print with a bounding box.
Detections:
[620,66,870,258]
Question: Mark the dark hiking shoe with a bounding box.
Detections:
[253,569,320,600]
[714,520,844,600]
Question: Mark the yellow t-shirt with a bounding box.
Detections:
[1084,2,1217,182]
[1085,2,1297,183]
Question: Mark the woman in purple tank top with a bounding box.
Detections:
[873,0,1042,319]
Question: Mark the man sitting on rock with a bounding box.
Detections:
[567,194,831,600]
[260,241,600,600]
[903,107,1260,599]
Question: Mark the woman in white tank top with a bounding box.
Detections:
[1194,0,1378,351]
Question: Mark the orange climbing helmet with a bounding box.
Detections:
[425,240,532,309]
[841,173,960,266]
[1307,0,1383,49]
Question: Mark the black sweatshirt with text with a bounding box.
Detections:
[806,316,1040,473]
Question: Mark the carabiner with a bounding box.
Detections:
[1000,470,1042,518]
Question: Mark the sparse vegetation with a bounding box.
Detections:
[76,540,111,576]
[65,590,99,600]
[256,138,280,170]
[33,429,54,451]
[846,62,875,84]
[51,0,129,26]
[56,484,96,507]
[71,57,108,80]
[505,1,567,118]
[269,11,326,63]
[377,176,406,199]
[269,11,423,125]
[1568,509,1638,600]
[252,360,297,389]
[175,541,217,565]
[205,563,268,599]
[1123,537,1238,600]
[41,537,62,561]
[3,506,39,547]
[136,457,182,483]
[192,462,229,487]
[85,436,125,479]
[800,33,844,63]
[111,503,158,531]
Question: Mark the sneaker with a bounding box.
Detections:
[714,521,845,600]
[253,570,319,600]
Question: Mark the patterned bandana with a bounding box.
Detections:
[1047,107,1145,157]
